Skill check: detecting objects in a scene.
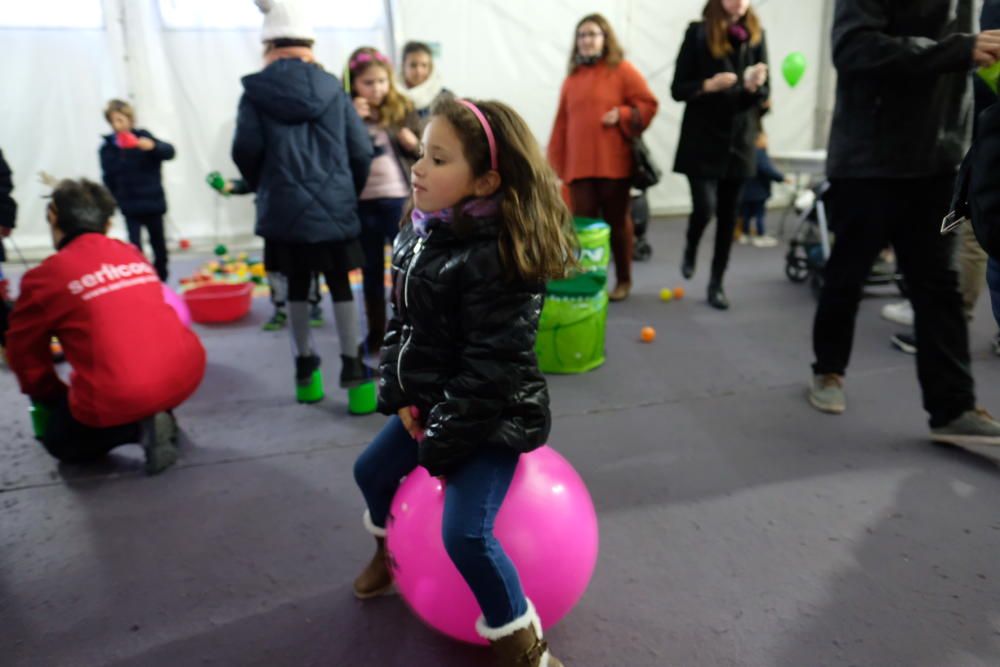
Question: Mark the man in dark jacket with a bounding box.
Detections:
[99,99,176,281]
[0,148,16,346]
[808,0,1000,454]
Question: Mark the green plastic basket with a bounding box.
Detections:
[535,217,611,374]
[536,291,608,374]
[546,218,610,298]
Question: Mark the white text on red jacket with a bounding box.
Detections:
[67,263,158,300]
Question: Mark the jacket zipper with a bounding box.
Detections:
[397,234,427,394]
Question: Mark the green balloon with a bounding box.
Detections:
[782,52,807,88]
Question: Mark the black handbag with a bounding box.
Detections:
[627,107,661,191]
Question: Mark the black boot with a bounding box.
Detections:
[682,245,696,280]
[295,354,324,403]
[295,354,322,383]
[707,282,730,310]
[340,354,377,389]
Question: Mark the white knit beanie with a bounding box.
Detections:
[255,0,316,43]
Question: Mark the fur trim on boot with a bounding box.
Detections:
[362,509,386,537]
[476,600,563,667]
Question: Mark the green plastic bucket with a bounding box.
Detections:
[536,290,608,374]
[535,217,611,374]
[546,218,610,298]
[348,381,378,415]
[29,401,51,440]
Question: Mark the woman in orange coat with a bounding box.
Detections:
[548,13,659,302]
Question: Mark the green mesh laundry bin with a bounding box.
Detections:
[536,218,610,374]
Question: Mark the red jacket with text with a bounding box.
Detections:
[6,233,205,427]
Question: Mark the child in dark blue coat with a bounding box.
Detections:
[232,15,375,401]
[739,130,786,248]
[99,99,176,280]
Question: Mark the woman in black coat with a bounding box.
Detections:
[672,0,769,310]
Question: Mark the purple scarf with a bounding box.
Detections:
[410,196,501,238]
[728,23,749,43]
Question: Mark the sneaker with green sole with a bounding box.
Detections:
[309,304,324,328]
[808,374,846,414]
[262,309,288,331]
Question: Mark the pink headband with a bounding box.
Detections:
[458,99,498,171]
[350,51,389,70]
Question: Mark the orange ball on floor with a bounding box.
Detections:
[672,286,685,299]
[640,326,656,343]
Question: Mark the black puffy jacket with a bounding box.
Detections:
[233,58,373,244]
[377,218,551,476]
[827,0,976,179]
[99,129,175,217]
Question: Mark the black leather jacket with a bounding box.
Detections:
[377,218,551,476]
[827,0,976,179]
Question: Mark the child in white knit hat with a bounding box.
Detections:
[233,0,375,402]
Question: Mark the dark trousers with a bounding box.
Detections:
[358,198,405,346]
[37,395,142,463]
[358,198,405,303]
[126,215,169,281]
[354,416,527,628]
[686,177,746,284]
[812,176,975,427]
[740,200,767,236]
[569,178,633,285]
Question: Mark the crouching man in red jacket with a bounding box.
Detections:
[5,179,205,474]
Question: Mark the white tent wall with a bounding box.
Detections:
[1,0,391,253]
[394,0,827,215]
[0,0,827,254]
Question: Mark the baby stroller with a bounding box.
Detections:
[784,181,832,295]
[631,189,652,261]
[784,180,901,297]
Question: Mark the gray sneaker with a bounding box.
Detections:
[808,374,846,414]
[142,412,179,475]
[931,409,1000,458]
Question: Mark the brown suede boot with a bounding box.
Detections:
[477,600,564,667]
[353,511,394,599]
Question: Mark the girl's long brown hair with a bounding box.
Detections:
[429,98,578,284]
[567,13,625,75]
[702,0,763,60]
[347,46,413,127]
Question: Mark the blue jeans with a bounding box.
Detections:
[988,257,1000,329]
[358,198,406,304]
[353,416,529,628]
[740,201,766,236]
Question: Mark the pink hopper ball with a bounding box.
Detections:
[162,284,192,328]
[385,445,599,645]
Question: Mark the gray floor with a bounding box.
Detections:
[3,219,1000,667]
